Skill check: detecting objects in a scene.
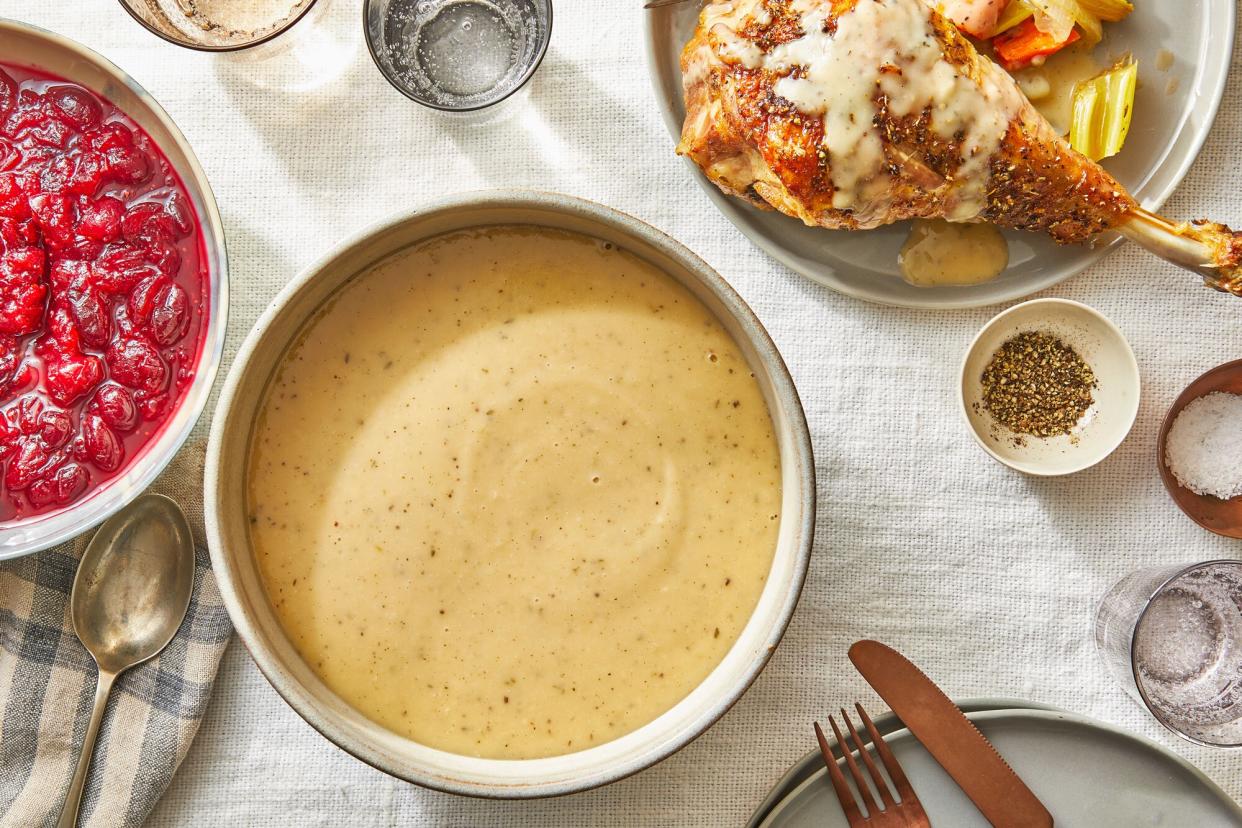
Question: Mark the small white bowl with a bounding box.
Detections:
[960,299,1140,476]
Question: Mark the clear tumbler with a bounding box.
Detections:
[1095,559,1242,747]
[363,0,552,115]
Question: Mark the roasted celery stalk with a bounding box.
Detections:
[1070,59,1138,160]
[1073,9,1103,45]
[1023,0,1106,45]
[992,0,1036,35]
[1077,0,1134,22]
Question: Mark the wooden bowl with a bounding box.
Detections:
[1157,359,1242,538]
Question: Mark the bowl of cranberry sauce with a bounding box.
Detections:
[0,21,227,559]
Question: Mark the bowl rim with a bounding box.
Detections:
[642,0,1238,309]
[0,18,229,560]
[205,189,816,798]
[957,298,1140,477]
[1154,358,1242,539]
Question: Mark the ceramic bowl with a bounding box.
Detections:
[206,191,815,798]
[960,299,1140,476]
[644,0,1235,308]
[0,19,228,560]
[1156,360,1242,538]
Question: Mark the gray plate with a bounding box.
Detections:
[756,708,1242,827]
[745,697,1052,827]
[643,1,1236,308]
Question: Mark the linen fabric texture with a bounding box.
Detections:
[0,445,231,827]
[2,0,1242,825]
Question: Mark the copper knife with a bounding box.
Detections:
[849,640,1054,828]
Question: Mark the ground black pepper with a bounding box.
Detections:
[979,330,1096,439]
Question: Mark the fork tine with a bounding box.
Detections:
[856,703,919,806]
[814,721,865,825]
[829,713,880,817]
[840,706,897,810]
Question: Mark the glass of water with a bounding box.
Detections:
[363,0,552,113]
[1095,559,1242,747]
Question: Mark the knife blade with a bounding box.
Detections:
[849,640,1053,828]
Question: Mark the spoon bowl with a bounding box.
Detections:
[56,494,194,828]
[71,494,195,672]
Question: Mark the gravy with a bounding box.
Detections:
[900,219,1010,286]
[247,227,782,758]
[1014,45,1103,135]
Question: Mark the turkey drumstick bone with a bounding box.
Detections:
[1119,211,1242,296]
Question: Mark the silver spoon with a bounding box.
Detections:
[55,494,194,828]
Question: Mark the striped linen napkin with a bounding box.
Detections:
[0,442,232,828]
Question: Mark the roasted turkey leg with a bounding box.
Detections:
[677,0,1242,296]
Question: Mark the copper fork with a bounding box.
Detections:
[814,704,930,827]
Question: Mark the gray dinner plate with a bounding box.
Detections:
[745,697,1053,827]
[755,708,1242,827]
[643,1,1236,308]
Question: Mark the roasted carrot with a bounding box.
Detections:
[993,18,1081,71]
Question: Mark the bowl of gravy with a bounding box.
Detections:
[206,191,814,797]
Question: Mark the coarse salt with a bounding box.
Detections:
[1165,391,1242,500]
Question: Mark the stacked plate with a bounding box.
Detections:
[749,700,1242,827]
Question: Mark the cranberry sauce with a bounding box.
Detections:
[0,64,207,522]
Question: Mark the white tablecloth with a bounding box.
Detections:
[7,1,1240,824]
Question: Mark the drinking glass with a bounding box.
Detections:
[1095,559,1242,747]
[363,0,552,115]
[117,0,357,91]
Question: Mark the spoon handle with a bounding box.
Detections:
[56,669,116,828]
